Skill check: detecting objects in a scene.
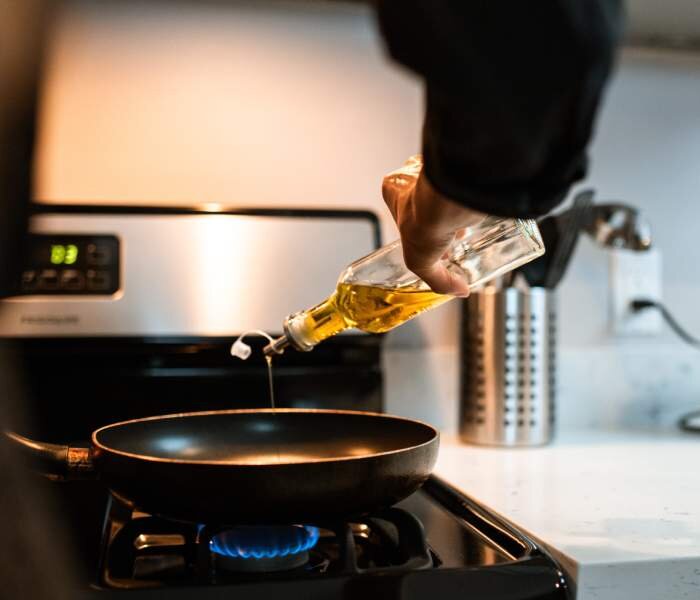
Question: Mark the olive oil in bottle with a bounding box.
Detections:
[298,283,450,347]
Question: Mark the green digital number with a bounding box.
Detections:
[65,244,78,265]
[50,245,66,265]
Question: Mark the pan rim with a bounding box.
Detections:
[91,408,440,466]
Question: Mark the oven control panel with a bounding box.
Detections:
[0,209,378,336]
[19,234,120,295]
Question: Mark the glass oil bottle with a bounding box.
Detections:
[264,217,544,356]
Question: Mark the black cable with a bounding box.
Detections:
[631,299,700,433]
[631,299,700,349]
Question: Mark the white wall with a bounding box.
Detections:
[36,0,700,432]
[558,49,700,430]
[36,1,420,237]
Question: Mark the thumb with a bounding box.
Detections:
[412,263,471,297]
[402,232,470,297]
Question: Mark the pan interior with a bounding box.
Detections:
[94,411,437,465]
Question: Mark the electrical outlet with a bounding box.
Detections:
[609,248,662,336]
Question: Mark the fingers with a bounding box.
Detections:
[402,230,470,297]
[414,265,471,297]
[381,177,402,223]
[382,166,472,297]
[382,154,423,221]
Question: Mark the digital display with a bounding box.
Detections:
[50,244,79,265]
[19,234,120,296]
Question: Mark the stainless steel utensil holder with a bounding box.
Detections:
[460,287,555,447]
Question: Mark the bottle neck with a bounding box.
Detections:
[284,293,349,351]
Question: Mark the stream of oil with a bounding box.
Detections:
[265,354,280,464]
[265,354,275,409]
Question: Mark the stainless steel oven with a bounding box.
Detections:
[1,204,384,441]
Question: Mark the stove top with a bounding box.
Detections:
[70,477,568,599]
[7,209,566,599]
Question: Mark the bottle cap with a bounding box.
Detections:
[230,339,252,360]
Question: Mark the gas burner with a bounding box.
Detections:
[210,525,320,573]
[99,500,435,588]
[93,481,570,599]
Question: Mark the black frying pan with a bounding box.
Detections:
[7,409,439,525]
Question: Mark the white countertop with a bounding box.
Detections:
[434,429,700,600]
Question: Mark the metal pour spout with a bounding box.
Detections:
[263,334,291,357]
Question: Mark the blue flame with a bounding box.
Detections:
[210,525,320,560]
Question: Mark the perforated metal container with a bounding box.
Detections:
[459,286,556,447]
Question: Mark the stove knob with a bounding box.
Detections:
[21,270,38,291]
[86,269,111,291]
[86,243,111,266]
[38,269,59,290]
[60,269,86,291]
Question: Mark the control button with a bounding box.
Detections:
[60,269,85,291]
[86,243,111,266]
[21,270,38,291]
[38,269,59,290]
[86,270,111,291]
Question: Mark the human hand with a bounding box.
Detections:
[382,156,483,296]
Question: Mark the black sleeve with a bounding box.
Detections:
[375,1,623,218]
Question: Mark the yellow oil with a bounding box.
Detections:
[300,283,451,346]
[265,355,275,409]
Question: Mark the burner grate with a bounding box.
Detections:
[99,500,434,589]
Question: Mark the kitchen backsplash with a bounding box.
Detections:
[36,0,700,432]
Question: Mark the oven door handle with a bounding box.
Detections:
[4,431,96,481]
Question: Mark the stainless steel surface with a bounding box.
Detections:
[215,551,309,573]
[0,211,376,336]
[460,287,555,447]
[264,333,291,355]
[264,313,316,355]
[133,534,186,551]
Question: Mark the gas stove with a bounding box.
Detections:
[4,205,569,600]
[75,477,568,599]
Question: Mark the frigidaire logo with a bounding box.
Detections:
[20,315,79,325]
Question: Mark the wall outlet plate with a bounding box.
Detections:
[608,248,662,336]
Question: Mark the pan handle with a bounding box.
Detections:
[4,432,96,481]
